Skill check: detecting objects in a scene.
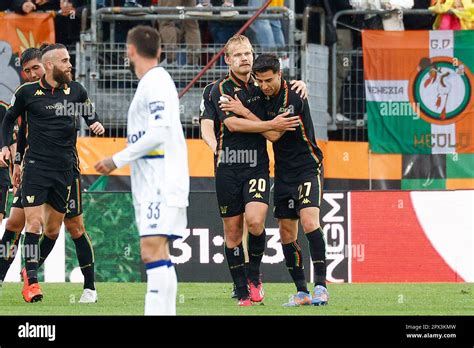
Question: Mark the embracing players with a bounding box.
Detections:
[220,53,329,306]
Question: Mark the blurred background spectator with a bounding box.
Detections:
[247,0,285,48]
[157,0,202,66]
[189,0,238,17]
[349,0,414,30]
[207,0,247,44]
[12,0,88,46]
[97,0,152,42]
[430,0,474,30]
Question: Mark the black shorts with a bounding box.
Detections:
[215,167,270,217]
[11,185,23,209]
[21,167,74,214]
[0,185,9,216]
[274,167,323,219]
[65,173,83,219]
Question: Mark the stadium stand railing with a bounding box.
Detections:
[77,4,307,138]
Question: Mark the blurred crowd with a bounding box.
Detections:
[0,0,472,57]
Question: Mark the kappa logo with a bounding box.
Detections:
[220,206,228,214]
[63,87,70,95]
[34,90,45,96]
[26,195,35,203]
[253,193,263,199]
[234,87,241,92]
[302,198,311,204]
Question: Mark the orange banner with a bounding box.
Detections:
[0,12,55,53]
[76,138,401,180]
[0,13,55,104]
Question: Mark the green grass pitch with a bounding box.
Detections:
[0,283,472,315]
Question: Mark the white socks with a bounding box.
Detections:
[144,260,177,316]
[166,265,177,315]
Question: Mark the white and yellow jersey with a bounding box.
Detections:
[113,66,189,209]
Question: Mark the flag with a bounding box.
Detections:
[0,13,55,104]
[363,30,474,154]
[0,12,55,53]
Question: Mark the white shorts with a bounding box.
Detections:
[135,201,187,239]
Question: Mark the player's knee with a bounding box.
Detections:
[245,217,265,234]
[140,238,168,263]
[65,220,84,239]
[279,227,296,244]
[300,217,320,233]
[140,247,165,264]
[43,222,62,240]
[224,229,242,248]
[5,218,23,233]
[44,229,60,240]
[25,218,43,233]
[140,250,154,264]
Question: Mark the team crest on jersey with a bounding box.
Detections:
[63,86,70,95]
[149,101,165,114]
[34,90,45,96]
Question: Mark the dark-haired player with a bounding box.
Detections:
[95,26,189,315]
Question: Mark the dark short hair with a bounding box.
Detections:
[20,47,42,66]
[253,53,280,75]
[41,43,67,55]
[127,25,161,59]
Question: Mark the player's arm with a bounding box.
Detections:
[199,86,218,153]
[78,84,105,135]
[10,119,26,187]
[211,83,299,134]
[201,119,217,153]
[219,94,286,142]
[1,91,24,166]
[14,119,26,166]
[95,84,171,174]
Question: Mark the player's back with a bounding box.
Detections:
[127,67,189,208]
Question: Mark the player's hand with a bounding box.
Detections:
[22,1,36,13]
[209,139,217,154]
[89,122,105,135]
[94,157,117,175]
[269,112,300,132]
[219,94,250,117]
[60,0,75,16]
[290,80,308,100]
[0,147,10,168]
[12,164,22,188]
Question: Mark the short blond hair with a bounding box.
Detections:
[224,34,253,57]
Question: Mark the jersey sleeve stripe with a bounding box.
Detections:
[299,118,320,165]
[216,121,224,166]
